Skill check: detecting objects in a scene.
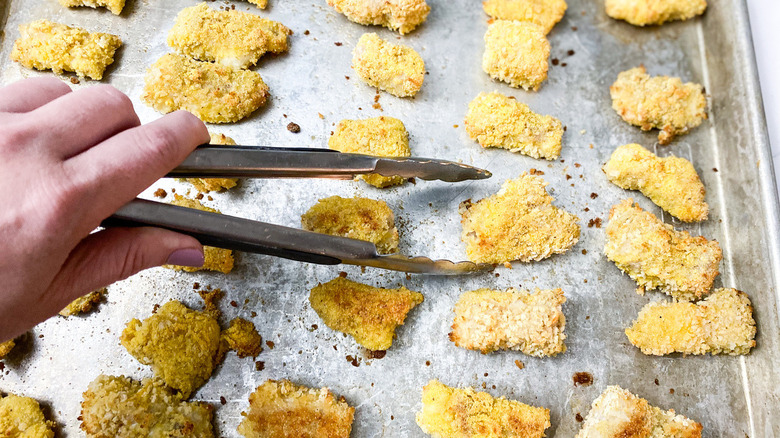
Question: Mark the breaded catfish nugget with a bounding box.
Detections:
[483,20,549,90]
[611,66,707,144]
[59,287,107,317]
[237,380,355,438]
[183,133,239,192]
[605,0,707,26]
[465,91,563,160]
[576,385,702,438]
[416,380,551,438]
[450,288,566,356]
[165,195,234,273]
[353,33,425,97]
[11,20,121,80]
[460,174,580,264]
[483,0,567,34]
[0,393,56,437]
[604,199,721,301]
[604,143,708,221]
[59,0,124,14]
[327,0,430,34]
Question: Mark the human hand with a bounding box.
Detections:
[0,77,210,341]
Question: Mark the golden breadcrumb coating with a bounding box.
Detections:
[576,385,702,438]
[11,20,122,80]
[604,199,721,301]
[460,174,580,264]
[59,0,124,14]
[327,0,430,34]
[141,53,269,123]
[168,4,290,69]
[465,92,563,160]
[164,195,234,273]
[352,33,425,98]
[625,288,756,356]
[483,20,549,91]
[0,393,56,437]
[81,375,215,437]
[301,196,399,254]
[183,133,239,193]
[309,276,423,351]
[328,116,411,188]
[0,340,15,359]
[483,0,567,34]
[221,318,263,358]
[416,380,550,438]
[120,301,222,398]
[450,288,566,356]
[605,0,706,26]
[237,380,355,438]
[59,288,107,317]
[610,66,707,144]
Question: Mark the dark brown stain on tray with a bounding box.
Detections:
[573,372,593,387]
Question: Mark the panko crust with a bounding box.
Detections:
[221,318,263,359]
[141,53,269,123]
[80,375,215,437]
[604,143,708,222]
[604,199,721,301]
[164,195,234,273]
[483,0,567,34]
[460,174,580,264]
[309,276,423,351]
[168,3,291,69]
[352,33,425,98]
[237,380,355,438]
[625,288,756,356]
[605,0,707,26]
[483,20,549,91]
[576,386,702,438]
[610,66,707,144]
[416,380,551,438]
[0,393,56,437]
[183,133,239,193]
[11,20,122,80]
[327,0,430,34]
[59,0,124,14]
[328,116,411,188]
[59,287,107,317]
[0,339,16,359]
[465,91,563,160]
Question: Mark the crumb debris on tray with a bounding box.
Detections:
[327,0,430,34]
[164,195,234,273]
[0,392,56,437]
[605,0,707,26]
[59,287,107,317]
[352,33,425,97]
[482,20,549,90]
[482,0,568,34]
[182,132,239,193]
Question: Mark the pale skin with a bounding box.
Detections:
[0,77,209,342]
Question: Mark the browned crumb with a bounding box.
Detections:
[154,188,168,198]
[573,372,593,386]
[287,122,301,133]
[59,288,107,317]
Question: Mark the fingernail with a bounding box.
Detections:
[166,248,204,267]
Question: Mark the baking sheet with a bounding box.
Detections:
[2,0,780,436]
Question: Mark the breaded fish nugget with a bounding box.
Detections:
[610,66,707,144]
[416,380,551,438]
[328,0,430,34]
[168,4,290,69]
[0,393,56,437]
[309,276,423,351]
[59,0,124,14]
[81,375,215,437]
[605,0,706,26]
[183,133,238,193]
[483,0,567,34]
[605,199,721,301]
[59,287,107,317]
[164,195,234,273]
[353,33,425,98]
[141,53,268,123]
[11,20,122,80]
[460,174,580,264]
[604,143,707,222]
[483,20,549,91]
[328,116,411,188]
[237,380,355,438]
[465,91,563,160]
[0,339,15,359]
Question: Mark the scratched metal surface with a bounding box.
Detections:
[1,0,779,436]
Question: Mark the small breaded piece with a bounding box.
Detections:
[237,380,355,438]
[327,0,430,34]
[625,288,756,356]
[604,199,721,301]
[59,0,124,14]
[141,53,269,123]
[416,380,551,438]
[0,393,56,437]
[221,318,263,359]
[465,92,563,160]
[328,116,411,188]
[81,375,215,437]
[482,20,549,91]
[168,4,291,69]
[352,33,425,98]
[0,339,15,359]
[309,276,423,351]
[11,20,122,80]
[483,0,567,34]
[575,385,702,438]
[301,196,399,254]
[59,287,107,317]
[450,288,566,356]
[610,66,707,144]
[605,0,706,26]
[183,133,239,193]
[120,301,222,398]
[164,195,234,273]
[460,174,580,264]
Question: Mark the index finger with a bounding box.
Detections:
[0,77,72,113]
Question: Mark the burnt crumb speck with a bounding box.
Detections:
[571,26,578,31]
[304,30,310,35]
[220,396,227,405]
[567,49,575,56]
[255,361,265,371]
[581,249,587,255]
[345,76,350,80]
[425,360,431,366]
[573,372,593,387]
[587,218,602,228]
[70,76,80,84]
[338,271,348,278]
[334,42,342,46]
[346,355,360,367]
[367,350,386,359]
[287,122,301,133]
[207,195,213,201]
[195,192,204,200]
[575,413,584,422]
[713,167,718,172]
[193,282,200,290]
[250,311,257,318]
[670,388,675,394]
[566,174,572,180]
[552,58,559,66]
[265,341,275,349]
[563,126,567,131]
[574,163,582,168]
[153,188,167,198]
[529,168,544,175]
[152,304,160,314]
[230,300,238,307]
[590,192,598,199]
[654,378,659,385]
[584,207,590,212]
[408,177,417,184]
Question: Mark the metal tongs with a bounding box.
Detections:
[103,145,494,275]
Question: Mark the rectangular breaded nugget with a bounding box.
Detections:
[352,33,425,97]
[0,393,56,437]
[482,0,567,34]
[182,133,239,192]
[59,0,124,14]
[416,380,551,438]
[605,0,706,26]
[604,199,721,301]
[483,20,549,91]
[450,288,566,356]
[164,195,234,273]
[327,0,430,34]
[11,20,122,80]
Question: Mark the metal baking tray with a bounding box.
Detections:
[1,0,779,435]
